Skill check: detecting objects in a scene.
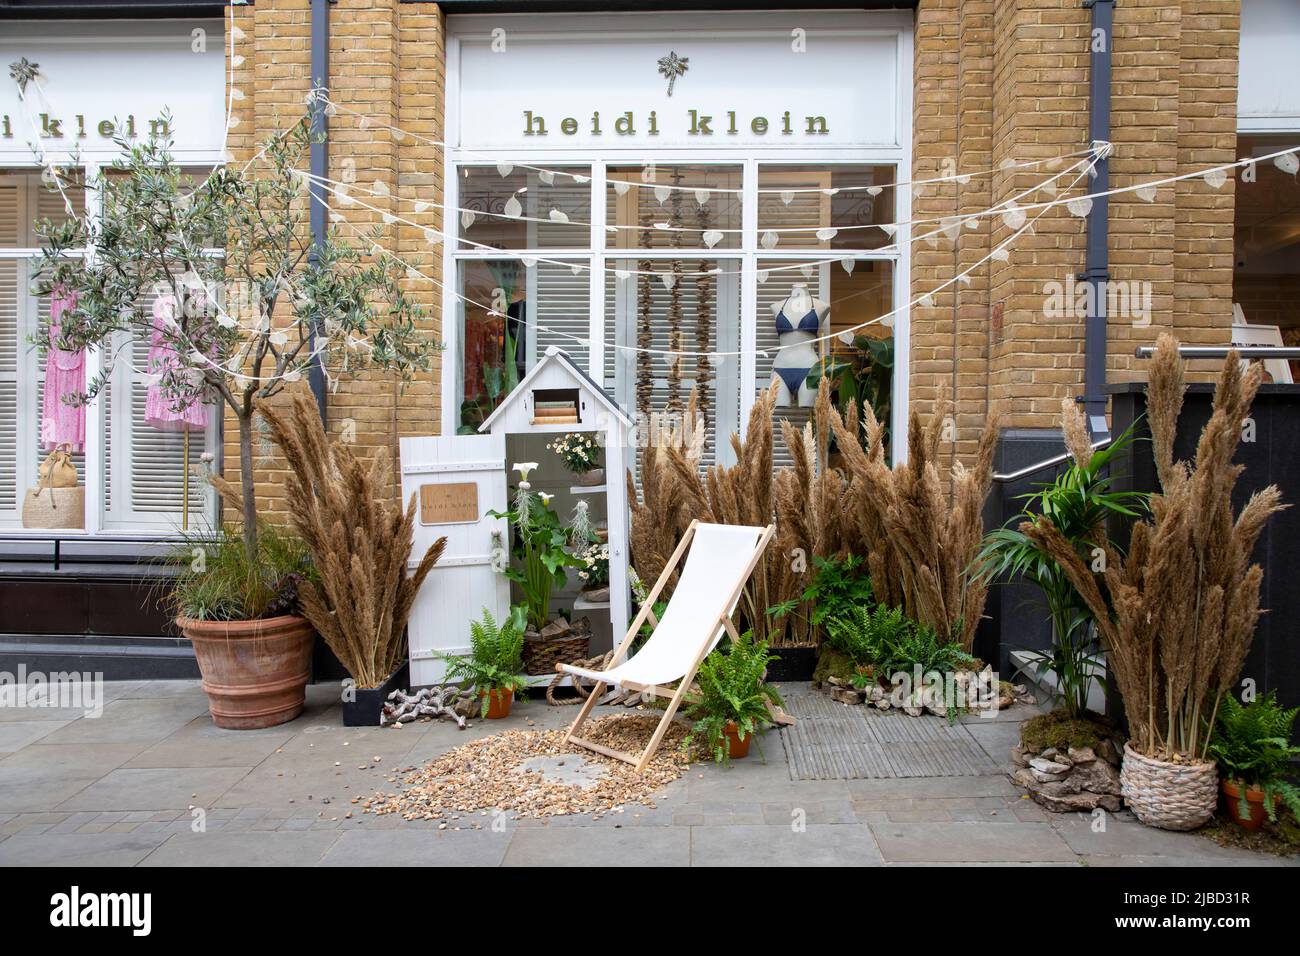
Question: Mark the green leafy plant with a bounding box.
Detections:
[547,432,603,475]
[1209,691,1300,824]
[440,606,529,715]
[974,419,1147,718]
[683,630,784,764]
[489,482,582,631]
[767,554,874,644]
[826,604,976,687]
[166,521,313,622]
[807,335,893,449]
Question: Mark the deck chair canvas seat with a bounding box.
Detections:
[558,520,778,772]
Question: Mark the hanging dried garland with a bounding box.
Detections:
[665,169,685,414]
[694,195,714,432]
[635,222,653,421]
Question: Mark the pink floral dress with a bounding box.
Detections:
[144,295,209,432]
[41,289,86,452]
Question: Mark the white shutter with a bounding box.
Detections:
[532,260,590,369]
[0,258,18,513]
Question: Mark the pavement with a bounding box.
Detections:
[0,679,1294,867]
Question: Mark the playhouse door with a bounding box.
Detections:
[399,434,510,685]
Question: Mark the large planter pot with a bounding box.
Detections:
[179,614,315,730]
[723,720,751,760]
[1120,743,1217,831]
[1222,779,1272,832]
[342,661,409,728]
[480,688,514,719]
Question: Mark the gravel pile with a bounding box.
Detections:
[361,715,692,823]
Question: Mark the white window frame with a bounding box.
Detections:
[441,11,914,459]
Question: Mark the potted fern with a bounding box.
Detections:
[1209,691,1300,832]
[683,630,784,762]
[440,606,529,719]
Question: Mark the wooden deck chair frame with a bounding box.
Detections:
[559,519,785,773]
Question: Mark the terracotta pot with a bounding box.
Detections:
[179,614,315,730]
[1222,779,1272,832]
[480,687,514,719]
[723,720,751,759]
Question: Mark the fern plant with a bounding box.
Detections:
[440,605,529,716]
[683,630,784,764]
[1209,691,1300,824]
[767,554,874,643]
[826,604,977,688]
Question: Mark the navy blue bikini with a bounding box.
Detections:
[773,298,823,396]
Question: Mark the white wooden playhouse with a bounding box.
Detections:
[400,347,634,686]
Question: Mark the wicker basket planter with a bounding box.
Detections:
[1120,743,1218,830]
[522,632,591,675]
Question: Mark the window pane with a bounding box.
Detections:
[456,258,591,433]
[605,165,742,251]
[756,258,894,465]
[757,164,895,251]
[604,257,740,468]
[457,165,590,250]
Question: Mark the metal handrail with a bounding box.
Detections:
[1135,345,1300,359]
[0,532,181,571]
[992,437,1112,483]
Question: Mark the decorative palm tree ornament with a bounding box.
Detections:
[657,51,689,97]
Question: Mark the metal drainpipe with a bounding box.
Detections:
[1080,0,1113,439]
[307,0,331,423]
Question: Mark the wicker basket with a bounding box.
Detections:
[522,633,591,675]
[22,484,85,530]
[1120,743,1218,830]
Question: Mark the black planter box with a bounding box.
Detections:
[766,645,816,683]
[341,661,410,727]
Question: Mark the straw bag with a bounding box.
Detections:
[22,446,85,530]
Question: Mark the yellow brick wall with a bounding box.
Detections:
[911,0,1241,456]
[225,0,445,519]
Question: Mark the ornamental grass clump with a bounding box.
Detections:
[1023,334,1287,761]
[240,390,446,689]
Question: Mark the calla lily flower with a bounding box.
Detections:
[513,461,540,481]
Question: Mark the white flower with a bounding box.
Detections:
[538,492,554,505]
[513,461,539,481]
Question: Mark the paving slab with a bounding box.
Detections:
[320,828,512,866]
[0,831,168,866]
[869,821,1077,863]
[690,823,883,866]
[57,766,252,812]
[140,830,341,866]
[0,719,73,753]
[124,727,295,769]
[502,824,691,866]
[37,697,211,746]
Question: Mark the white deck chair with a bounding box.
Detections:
[558,519,790,772]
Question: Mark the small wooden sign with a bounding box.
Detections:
[419,482,479,525]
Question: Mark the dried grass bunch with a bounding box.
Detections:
[830,398,999,652]
[627,379,1000,650]
[1023,334,1286,760]
[218,390,447,689]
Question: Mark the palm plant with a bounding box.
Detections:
[683,630,783,763]
[975,408,1147,718]
[440,606,528,715]
[1209,691,1300,825]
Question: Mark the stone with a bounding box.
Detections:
[1029,781,1122,814]
[1010,746,1030,769]
[867,685,885,703]
[1041,748,1058,760]
[1067,746,1097,765]
[1028,757,1070,775]
[540,619,572,640]
[1031,769,1068,784]
[831,687,863,705]
[1011,768,1038,789]
[902,704,923,717]
[873,699,891,711]
[1098,738,1122,767]
[1064,759,1121,796]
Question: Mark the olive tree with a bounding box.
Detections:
[34,111,438,562]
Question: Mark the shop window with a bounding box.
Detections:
[457,164,591,251]
[757,164,895,252]
[1233,134,1300,382]
[605,165,743,251]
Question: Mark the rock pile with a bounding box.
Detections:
[818,669,1022,717]
[1010,739,1124,812]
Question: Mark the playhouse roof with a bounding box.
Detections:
[478,346,634,432]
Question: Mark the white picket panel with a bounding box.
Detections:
[400,433,510,686]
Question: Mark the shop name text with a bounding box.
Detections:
[522,109,830,138]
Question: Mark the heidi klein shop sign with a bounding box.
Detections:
[454,24,902,149]
[0,19,226,163]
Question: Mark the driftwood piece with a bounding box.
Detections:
[381,686,474,728]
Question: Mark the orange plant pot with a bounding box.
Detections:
[723,720,751,759]
[480,688,514,719]
[1222,779,1272,832]
[178,614,315,730]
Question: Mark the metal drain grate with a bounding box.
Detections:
[780,691,1000,780]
